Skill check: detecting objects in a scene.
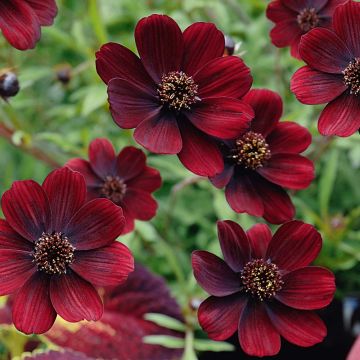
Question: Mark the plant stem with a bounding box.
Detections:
[89,0,108,45]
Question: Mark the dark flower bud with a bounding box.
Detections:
[55,64,72,85]
[0,71,20,99]
[224,35,235,56]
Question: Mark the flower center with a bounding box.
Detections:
[229,131,271,170]
[100,175,127,203]
[297,8,319,32]
[33,232,75,275]
[343,58,360,96]
[157,71,199,111]
[241,259,284,301]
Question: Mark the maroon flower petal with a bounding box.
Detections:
[182,22,224,76]
[266,220,322,271]
[71,242,134,286]
[286,0,327,12]
[0,219,33,251]
[1,180,50,242]
[65,199,125,250]
[257,154,314,190]
[318,92,360,137]
[243,89,283,137]
[95,42,154,87]
[266,0,297,22]
[65,159,102,188]
[239,302,281,357]
[50,272,103,322]
[12,273,56,334]
[120,205,135,235]
[192,250,241,297]
[291,66,346,105]
[276,266,335,310]
[209,164,234,189]
[198,294,247,340]
[289,36,302,60]
[194,56,252,99]
[27,0,57,26]
[299,28,352,74]
[267,121,312,154]
[42,167,86,232]
[188,98,253,139]
[126,166,162,192]
[0,249,35,295]
[270,20,302,48]
[115,146,146,181]
[121,189,158,220]
[266,302,327,347]
[135,14,183,83]
[246,223,272,259]
[88,138,116,178]
[217,220,251,272]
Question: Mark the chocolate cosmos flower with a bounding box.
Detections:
[0,167,134,334]
[291,0,360,137]
[210,89,314,224]
[96,14,254,176]
[192,220,336,357]
[66,138,161,234]
[0,0,57,50]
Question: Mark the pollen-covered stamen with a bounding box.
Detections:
[101,175,127,203]
[229,131,271,170]
[297,8,319,32]
[241,259,284,301]
[343,58,360,96]
[158,71,199,111]
[33,232,75,275]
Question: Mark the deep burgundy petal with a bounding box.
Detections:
[88,138,116,178]
[266,220,322,271]
[120,204,135,235]
[115,146,146,181]
[121,189,158,220]
[12,273,56,334]
[1,180,50,242]
[126,166,162,192]
[65,159,102,188]
[266,0,297,22]
[182,22,224,76]
[65,199,125,250]
[192,250,241,297]
[318,92,360,137]
[0,219,33,251]
[217,220,251,272]
[50,272,103,322]
[285,0,327,12]
[209,164,234,189]
[27,0,57,26]
[135,14,183,83]
[270,21,302,49]
[276,266,335,310]
[246,223,272,259]
[198,294,247,340]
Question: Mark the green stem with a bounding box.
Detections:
[89,0,108,45]
[182,327,197,360]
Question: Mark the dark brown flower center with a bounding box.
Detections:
[343,58,360,96]
[297,8,319,32]
[241,259,283,301]
[229,131,271,170]
[33,232,75,275]
[100,175,127,203]
[157,71,199,111]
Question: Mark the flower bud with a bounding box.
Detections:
[0,71,20,99]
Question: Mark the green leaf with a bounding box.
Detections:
[143,335,185,349]
[144,313,186,332]
[81,84,108,116]
[193,339,235,352]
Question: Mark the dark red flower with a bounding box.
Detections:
[96,14,254,176]
[291,0,360,137]
[0,167,134,335]
[192,220,336,357]
[267,0,346,59]
[0,0,57,50]
[210,89,314,224]
[66,138,162,234]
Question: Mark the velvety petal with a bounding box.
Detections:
[134,112,182,154]
[188,98,253,139]
[194,56,252,99]
[266,0,297,22]
[246,223,272,259]
[289,36,302,60]
[285,0,327,12]
[192,250,241,297]
[88,138,116,178]
[119,203,136,235]
[121,189,158,221]
[267,122,312,154]
[12,273,56,334]
[182,22,224,76]
[135,14,183,83]
[27,0,57,26]
[42,167,86,232]
[65,158,102,189]
[115,146,146,181]
[126,166,162,192]
[299,28,352,73]
[239,302,281,357]
[266,302,327,347]
[0,249,35,295]
[1,180,50,242]
[291,66,346,105]
[95,42,154,87]
[65,199,125,250]
[276,266,335,310]
[0,219,33,251]
[270,20,302,48]
[198,294,247,340]
[50,272,103,322]
[209,164,234,189]
[108,78,160,129]
[217,220,251,272]
[318,92,360,137]
[243,89,283,137]
[266,220,322,271]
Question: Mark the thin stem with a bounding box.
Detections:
[89,0,108,45]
